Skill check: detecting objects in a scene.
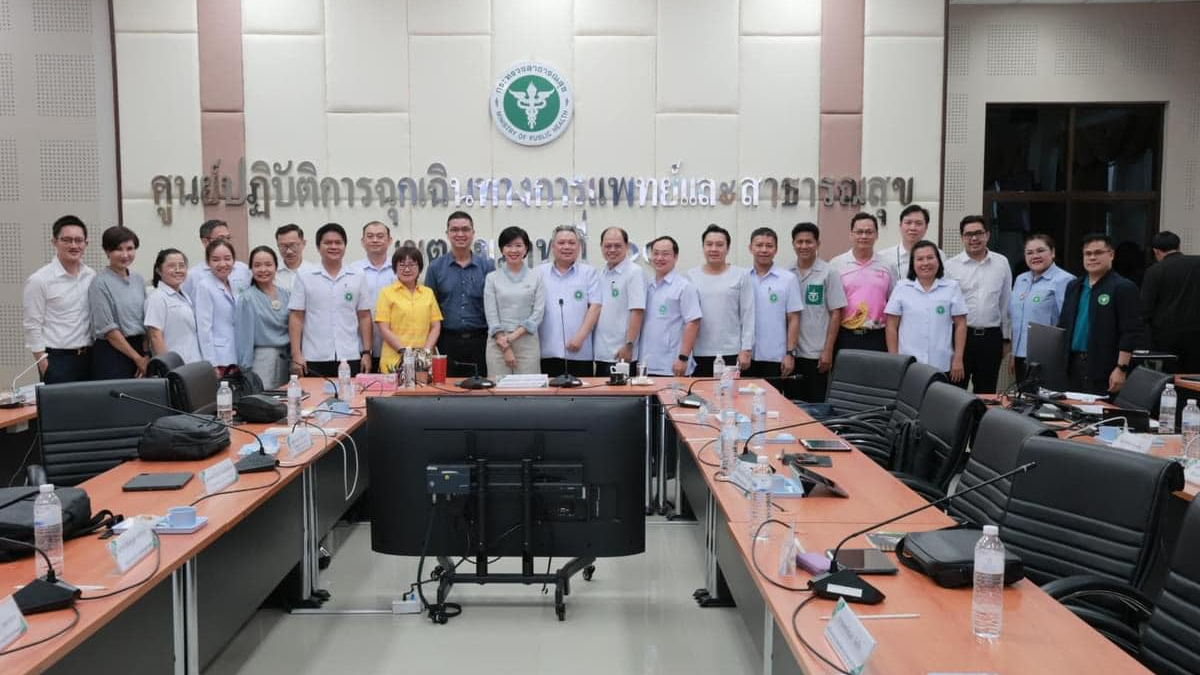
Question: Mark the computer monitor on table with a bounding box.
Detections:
[367,395,646,559]
[1027,323,1070,392]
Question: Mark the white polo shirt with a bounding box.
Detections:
[538,261,602,361]
[642,271,703,376]
[593,257,648,362]
[884,277,967,371]
[288,265,373,362]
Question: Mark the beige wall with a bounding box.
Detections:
[943,2,1200,256]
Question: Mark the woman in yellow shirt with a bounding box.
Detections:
[374,245,443,373]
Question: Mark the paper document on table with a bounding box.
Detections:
[1075,404,1105,415]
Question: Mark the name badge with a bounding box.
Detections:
[107,521,158,573]
[1111,432,1153,454]
[824,598,876,675]
[287,426,315,459]
[200,458,238,495]
[0,596,27,651]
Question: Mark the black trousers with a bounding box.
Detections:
[43,348,91,384]
[306,359,362,378]
[1013,356,1028,384]
[91,335,145,380]
[1154,331,1200,374]
[437,329,488,378]
[791,357,828,402]
[958,326,1003,394]
[835,328,887,353]
[1068,352,1110,395]
[540,358,594,378]
[692,354,740,378]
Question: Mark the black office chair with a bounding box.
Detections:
[825,362,945,468]
[167,360,219,414]
[947,408,1056,528]
[1112,366,1173,417]
[29,378,172,486]
[891,382,985,499]
[822,350,915,416]
[1043,497,1200,672]
[1001,436,1183,591]
[146,351,184,378]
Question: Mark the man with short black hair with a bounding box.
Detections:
[1141,230,1200,373]
[425,211,495,377]
[593,226,646,376]
[830,212,894,352]
[1059,234,1146,394]
[878,204,943,281]
[23,215,96,383]
[274,223,318,292]
[288,223,374,377]
[945,215,1011,394]
[182,219,251,298]
[351,221,396,369]
[789,222,848,402]
[746,227,802,381]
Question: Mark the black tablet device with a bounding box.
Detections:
[825,548,898,575]
[122,472,193,492]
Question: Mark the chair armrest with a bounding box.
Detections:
[825,419,882,436]
[892,473,946,502]
[1041,575,1154,618]
[1068,605,1143,658]
[26,464,47,487]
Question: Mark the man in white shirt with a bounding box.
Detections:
[288,223,374,377]
[23,215,96,383]
[789,222,848,402]
[350,221,396,370]
[182,219,251,299]
[642,236,702,377]
[746,227,803,382]
[539,225,602,377]
[944,215,1012,394]
[878,204,943,281]
[593,227,646,377]
[274,223,318,292]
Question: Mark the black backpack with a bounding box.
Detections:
[0,486,120,562]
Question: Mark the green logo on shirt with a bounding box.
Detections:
[805,284,824,306]
[1098,293,1111,306]
[611,287,620,298]
[344,292,353,302]
[936,305,945,315]
[574,290,584,301]
[658,304,668,316]
[1032,295,1041,303]
[769,292,778,303]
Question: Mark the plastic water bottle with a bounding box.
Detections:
[738,412,751,442]
[749,456,772,540]
[337,359,353,402]
[720,410,737,472]
[972,525,1005,639]
[696,401,709,425]
[713,356,727,412]
[33,484,64,579]
[286,375,302,426]
[720,360,735,407]
[1182,401,1200,462]
[1159,384,1176,434]
[401,349,416,389]
[216,380,233,425]
[750,390,767,453]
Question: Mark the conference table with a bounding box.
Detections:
[0,376,1154,674]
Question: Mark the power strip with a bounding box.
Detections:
[391,593,423,615]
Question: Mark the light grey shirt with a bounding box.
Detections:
[687,265,755,356]
[484,265,546,336]
[235,285,291,369]
[593,257,648,362]
[88,267,147,338]
[790,258,849,359]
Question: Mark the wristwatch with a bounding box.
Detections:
[1117,363,1131,373]
[625,340,635,349]
[677,354,689,363]
[788,348,802,358]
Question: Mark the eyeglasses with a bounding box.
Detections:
[395,262,419,270]
[961,230,988,240]
[1083,249,1111,258]
[56,236,86,245]
[277,242,302,251]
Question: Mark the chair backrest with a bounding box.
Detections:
[1112,366,1172,416]
[886,363,946,435]
[35,378,172,486]
[146,351,184,378]
[1000,436,1184,588]
[1140,498,1200,675]
[895,382,985,490]
[167,361,218,414]
[950,408,1056,528]
[825,350,914,414]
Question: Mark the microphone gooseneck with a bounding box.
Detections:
[549,297,582,388]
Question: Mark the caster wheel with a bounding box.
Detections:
[430,565,444,580]
[582,565,595,581]
[431,610,447,624]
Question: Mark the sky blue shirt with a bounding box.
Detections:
[424,252,495,331]
[1071,279,1092,353]
[594,257,648,362]
[642,271,703,376]
[538,261,602,361]
[884,277,967,372]
[350,257,396,356]
[748,266,803,362]
[194,275,240,366]
[1009,263,1074,358]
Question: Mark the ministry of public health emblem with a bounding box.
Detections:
[491,62,573,146]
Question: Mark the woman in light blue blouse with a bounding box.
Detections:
[1008,233,1075,382]
[484,226,545,376]
[194,239,240,374]
[235,246,291,388]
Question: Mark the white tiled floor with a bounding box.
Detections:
[205,520,761,675]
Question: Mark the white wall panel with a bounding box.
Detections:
[655,114,739,269]
[574,0,655,35]
[408,0,490,34]
[242,0,323,34]
[325,0,408,112]
[657,0,738,112]
[738,37,821,180]
[865,0,946,37]
[494,0,573,68]
[113,0,196,32]
[741,0,821,36]
[243,35,327,167]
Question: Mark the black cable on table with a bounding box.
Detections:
[750,519,811,592]
[0,606,80,656]
[189,467,283,507]
[791,595,853,675]
[79,533,162,600]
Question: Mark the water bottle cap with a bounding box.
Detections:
[1165,384,1174,390]
[756,455,769,464]
[39,484,54,493]
[982,524,999,536]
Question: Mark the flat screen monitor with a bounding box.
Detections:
[367,395,646,559]
[1027,323,1070,392]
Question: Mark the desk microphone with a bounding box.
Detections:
[549,298,582,388]
[2,354,48,408]
[281,354,341,404]
[452,361,494,390]
[109,390,278,474]
[809,461,1037,605]
[678,378,720,408]
[739,405,893,461]
[0,535,80,614]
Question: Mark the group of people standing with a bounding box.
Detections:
[23,207,1197,398]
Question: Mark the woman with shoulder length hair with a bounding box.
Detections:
[235,245,291,388]
[374,245,442,374]
[144,248,201,363]
[89,226,149,378]
[484,226,545,375]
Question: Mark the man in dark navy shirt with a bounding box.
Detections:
[424,211,495,377]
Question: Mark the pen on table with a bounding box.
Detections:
[820,613,920,621]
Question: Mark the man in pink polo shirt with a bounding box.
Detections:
[829,212,895,352]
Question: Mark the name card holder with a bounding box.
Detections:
[824,598,876,675]
[199,458,238,495]
[0,595,28,650]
